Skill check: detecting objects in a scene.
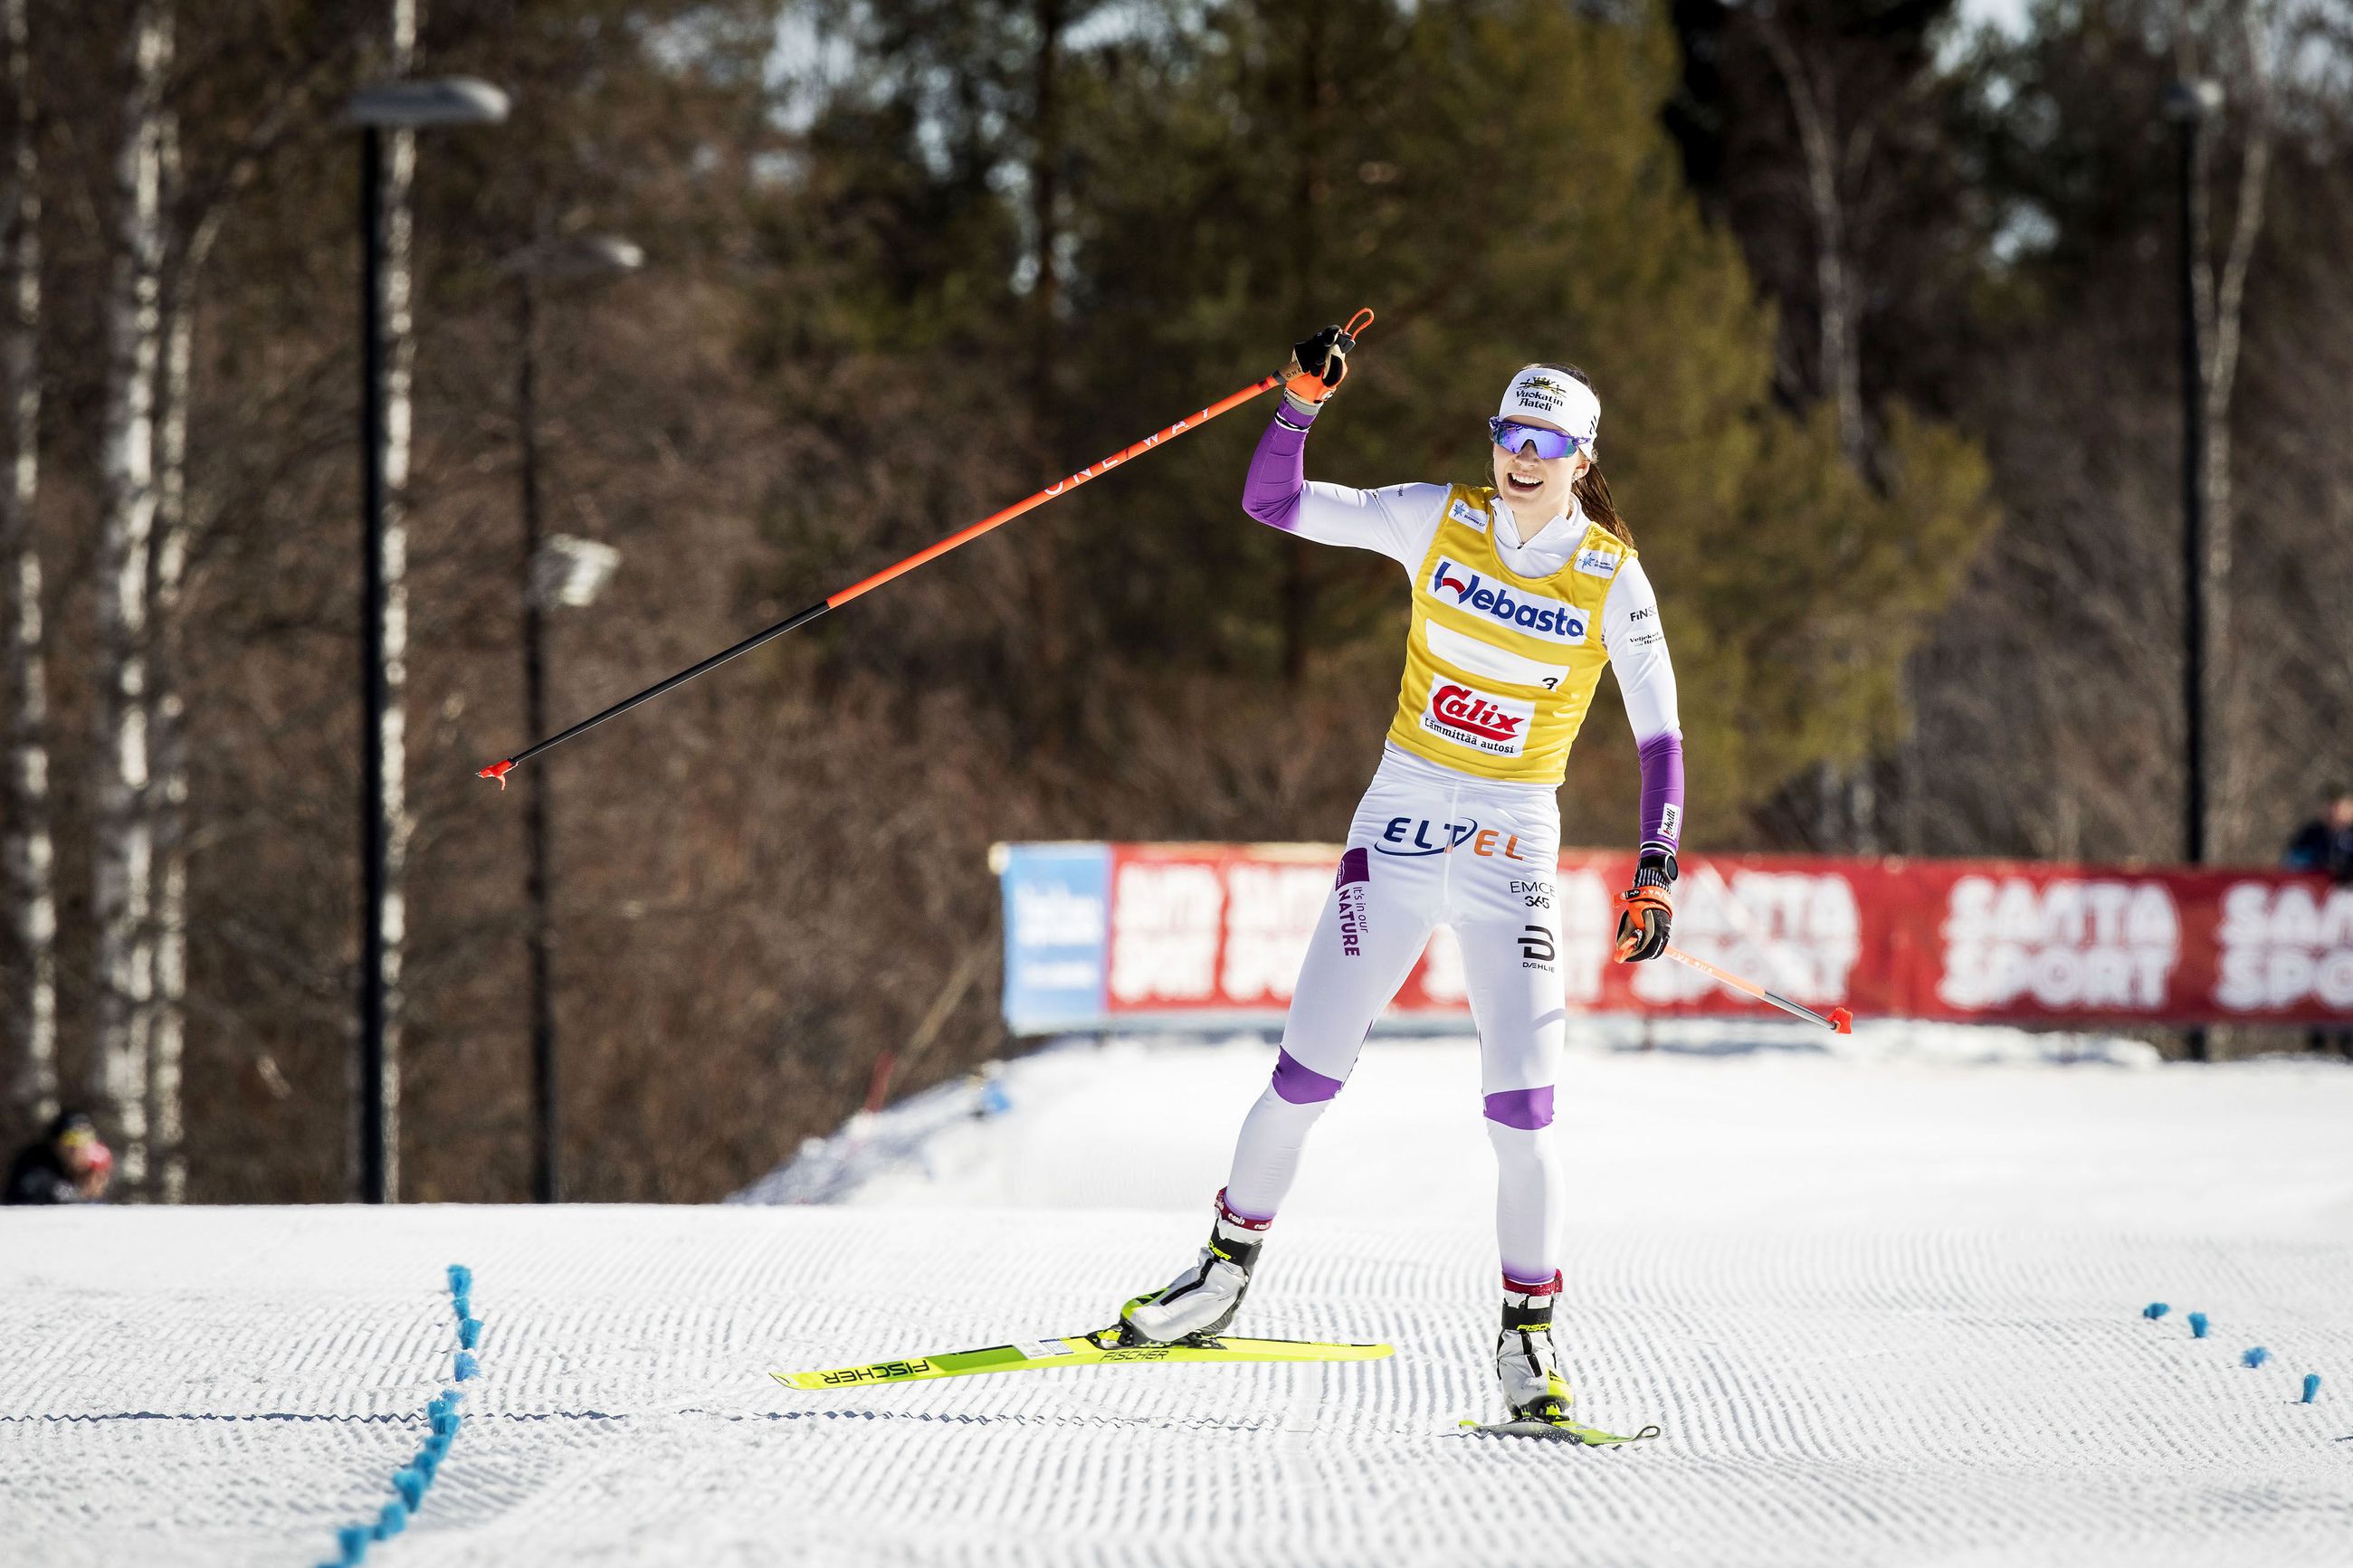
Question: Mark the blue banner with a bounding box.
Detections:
[994,842,1113,1034]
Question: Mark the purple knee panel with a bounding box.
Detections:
[1482,1086,1555,1129]
[1271,1050,1346,1105]
[1273,1059,1552,1126]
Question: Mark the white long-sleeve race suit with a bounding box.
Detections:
[1219,409,1681,1290]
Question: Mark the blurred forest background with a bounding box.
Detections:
[1,0,2347,1201]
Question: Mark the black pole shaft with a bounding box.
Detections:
[2178,119,2206,870]
[500,599,833,772]
[2177,111,2212,1066]
[358,128,390,1203]
[518,277,559,1204]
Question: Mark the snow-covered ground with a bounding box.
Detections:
[5,1026,2352,1566]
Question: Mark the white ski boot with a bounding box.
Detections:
[1119,1191,1268,1345]
[1495,1273,1573,1420]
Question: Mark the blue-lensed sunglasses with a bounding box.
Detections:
[1489,417,1586,461]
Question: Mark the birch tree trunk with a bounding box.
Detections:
[1754,14,1877,851]
[128,21,329,1192]
[370,0,421,1199]
[148,111,190,1202]
[0,0,55,1123]
[1755,16,1867,470]
[92,0,171,1189]
[2195,16,2273,853]
[144,37,315,1200]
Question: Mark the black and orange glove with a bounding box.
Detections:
[1613,851,1675,963]
[1281,322,1358,413]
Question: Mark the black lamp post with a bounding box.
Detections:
[2164,76,2221,1064]
[2163,77,2221,866]
[347,77,509,1203]
[506,233,640,1203]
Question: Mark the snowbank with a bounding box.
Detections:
[741,1026,2353,1241]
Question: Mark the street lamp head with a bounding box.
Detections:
[347,77,511,129]
[531,536,623,610]
[2162,79,2224,124]
[571,235,645,275]
[505,234,646,280]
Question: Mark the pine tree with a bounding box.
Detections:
[1044,0,1997,841]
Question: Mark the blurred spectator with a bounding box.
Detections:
[2282,787,2353,884]
[4,1110,115,1205]
[2283,789,2353,1058]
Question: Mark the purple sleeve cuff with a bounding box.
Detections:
[1637,730,1684,854]
[1242,403,1319,531]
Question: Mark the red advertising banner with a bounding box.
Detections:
[1086,845,2353,1028]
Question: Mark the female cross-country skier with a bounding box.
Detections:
[1117,324,1683,1423]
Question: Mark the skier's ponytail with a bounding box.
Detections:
[1535,363,1634,548]
[1573,464,1631,548]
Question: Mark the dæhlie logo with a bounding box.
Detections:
[1428,557,1586,642]
[1431,683,1522,742]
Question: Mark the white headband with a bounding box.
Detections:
[1496,367,1601,445]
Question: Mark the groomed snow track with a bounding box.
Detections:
[5,1033,2352,1567]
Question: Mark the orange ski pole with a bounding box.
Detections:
[1661,944,1853,1034]
[477,309,1373,785]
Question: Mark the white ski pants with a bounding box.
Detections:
[1222,748,1567,1287]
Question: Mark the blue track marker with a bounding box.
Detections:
[317,1263,484,1565]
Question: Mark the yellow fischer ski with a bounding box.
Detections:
[774,1326,1393,1391]
[1457,1416,1662,1446]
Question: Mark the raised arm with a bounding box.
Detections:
[1240,318,1437,570]
[1241,402,1443,570]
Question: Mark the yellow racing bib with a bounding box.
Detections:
[1385,485,1629,784]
